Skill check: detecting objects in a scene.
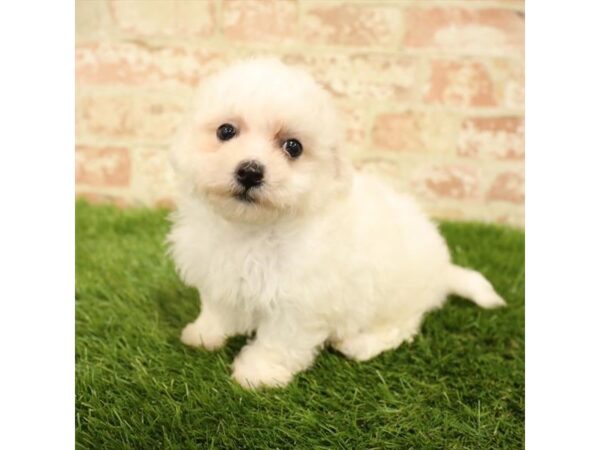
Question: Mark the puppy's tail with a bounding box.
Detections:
[446,264,506,309]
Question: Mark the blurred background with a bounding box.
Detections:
[75,0,524,226]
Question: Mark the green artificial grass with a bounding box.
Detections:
[75,201,524,449]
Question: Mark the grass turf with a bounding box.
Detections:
[75,201,524,449]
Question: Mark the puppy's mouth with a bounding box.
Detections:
[234,189,257,203]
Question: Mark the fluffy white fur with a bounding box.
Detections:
[168,58,505,389]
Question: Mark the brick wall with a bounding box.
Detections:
[76,0,525,226]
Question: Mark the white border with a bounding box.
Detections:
[527,2,600,449]
[0,2,74,448]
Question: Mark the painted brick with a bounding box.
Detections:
[411,164,479,199]
[493,209,524,227]
[76,42,224,87]
[131,147,177,205]
[76,0,111,41]
[458,116,524,159]
[155,197,176,209]
[108,0,215,38]
[76,191,128,208]
[372,111,459,154]
[76,147,131,187]
[404,8,524,53]
[302,3,401,47]
[282,53,417,101]
[76,93,187,143]
[223,0,299,42]
[492,59,525,109]
[424,60,497,107]
[73,0,525,225]
[337,104,369,147]
[462,0,525,7]
[487,170,524,203]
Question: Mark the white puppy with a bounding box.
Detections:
[168,58,505,389]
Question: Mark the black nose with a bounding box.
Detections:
[235,160,264,189]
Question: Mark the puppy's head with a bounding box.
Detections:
[171,58,352,223]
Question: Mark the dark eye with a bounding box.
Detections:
[282,139,303,159]
[216,123,237,141]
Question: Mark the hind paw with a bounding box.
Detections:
[332,324,420,362]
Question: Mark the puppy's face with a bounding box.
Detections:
[171,59,351,223]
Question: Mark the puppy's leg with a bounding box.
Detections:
[232,317,326,389]
[180,300,234,350]
[332,315,423,362]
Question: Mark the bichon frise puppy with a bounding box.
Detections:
[168,58,505,389]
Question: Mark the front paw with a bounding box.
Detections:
[232,347,294,389]
[180,322,225,351]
